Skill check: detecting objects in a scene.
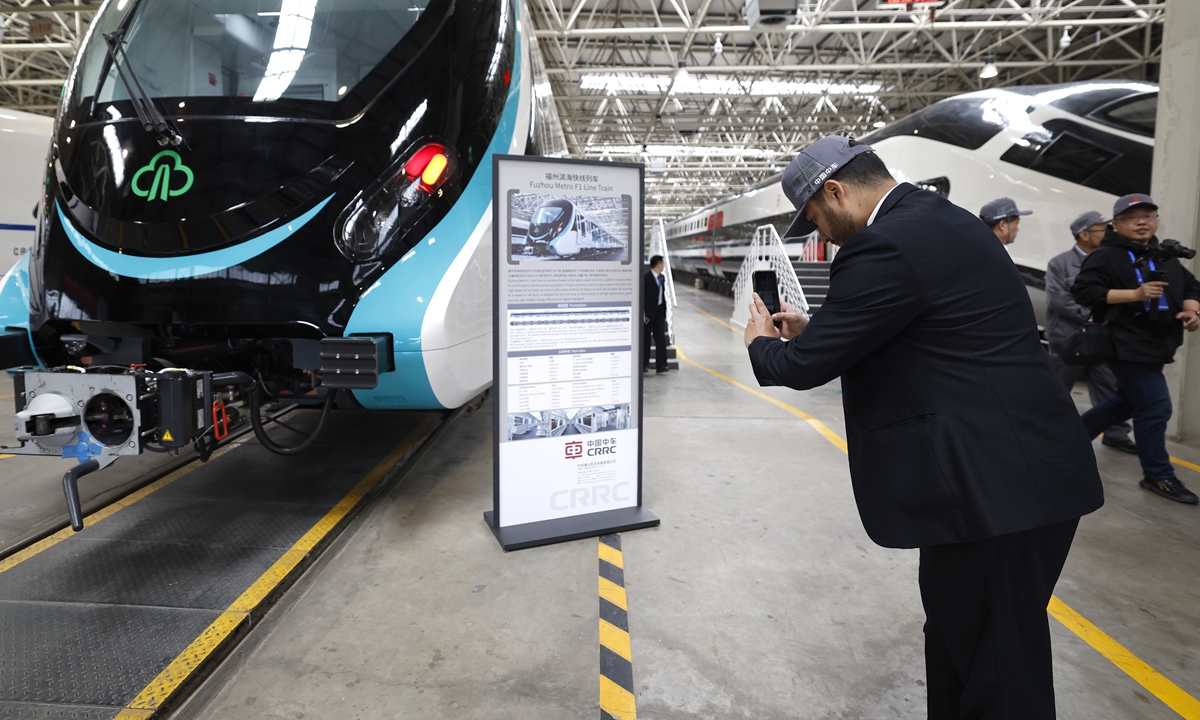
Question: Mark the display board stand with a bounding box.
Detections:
[487,155,659,551]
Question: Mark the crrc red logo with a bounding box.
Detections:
[564,441,583,459]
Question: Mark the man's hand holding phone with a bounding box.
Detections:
[745,293,782,347]
[773,300,809,339]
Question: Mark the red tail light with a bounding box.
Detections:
[404,143,451,192]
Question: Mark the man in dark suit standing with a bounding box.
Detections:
[743,136,1104,719]
[643,255,669,373]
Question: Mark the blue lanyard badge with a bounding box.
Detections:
[1129,250,1170,312]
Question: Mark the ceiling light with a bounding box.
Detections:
[873,120,887,128]
[1059,26,1073,50]
[675,61,689,82]
[338,85,348,96]
[979,56,998,80]
[713,33,723,55]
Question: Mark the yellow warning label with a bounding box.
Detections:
[162,430,174,442]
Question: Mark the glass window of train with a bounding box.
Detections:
[72,0,437,110]
[1089,93,1157,138]
[1024,132,1120,185]
[857,98,1004,151]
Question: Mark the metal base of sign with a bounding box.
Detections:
[484,507,660,552]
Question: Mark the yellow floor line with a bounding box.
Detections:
[1170,456,1200,475]
[675,346,846,453]
[0,435,254,575]
[681,297,1200,478]
[0,394,12,399]
[1049,597,1200,718]
[676,336,1200,718]
[679,299,741,334]
[118,413,440,716]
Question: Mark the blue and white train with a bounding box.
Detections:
[0,0,538,415]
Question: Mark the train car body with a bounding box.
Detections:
[0,0,532,411]
[668,81,1158,326]
[517,198,624,258]
[0,109,53,276]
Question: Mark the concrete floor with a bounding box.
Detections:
[157,283,1200,719]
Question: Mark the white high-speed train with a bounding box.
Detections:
[668,80,1158,322]
[0,108,53,275]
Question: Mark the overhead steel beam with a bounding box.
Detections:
[0,3,102,13]
[535,16,1161,39]
[0,42,76,50]
[550,59,1153,74]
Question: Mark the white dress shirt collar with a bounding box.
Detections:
[866,184,902,227]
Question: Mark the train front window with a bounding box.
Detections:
[533,206,564,225]
[72,0,433,111]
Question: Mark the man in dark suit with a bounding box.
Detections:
[643,255,669,373]
[743,136,1104,719]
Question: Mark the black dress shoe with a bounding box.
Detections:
[1139,476,1200,505]
[655,367,669,374]
[1102,436,1138,454]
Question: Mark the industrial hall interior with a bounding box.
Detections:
[1,0,1199,718]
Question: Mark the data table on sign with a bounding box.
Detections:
[506,307,632,354]
[507,376,631,414]
[508,350,631,386]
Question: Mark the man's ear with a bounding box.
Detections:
[823,180,845,206]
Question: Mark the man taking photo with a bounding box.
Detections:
[1046,210,1136,454]
[744,135,1102,719]
[1071,194,1200,504]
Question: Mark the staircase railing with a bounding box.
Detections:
[731,225,809,329]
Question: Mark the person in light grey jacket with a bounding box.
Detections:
[1046,210,1136,454]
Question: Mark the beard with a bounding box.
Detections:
[813,196,859,245]
[827,209,859,245]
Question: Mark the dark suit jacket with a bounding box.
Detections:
[748,183,1103,549]
[644,270,667,321]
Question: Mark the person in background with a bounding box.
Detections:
[980,197,1033,245]
[1072,194,1200,505]
[1046,211,1137,454]
[643,255,669,374]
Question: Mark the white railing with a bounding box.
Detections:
[648,219,678,344]
[731,225,809,329]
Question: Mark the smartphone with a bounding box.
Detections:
[752,270,782,327]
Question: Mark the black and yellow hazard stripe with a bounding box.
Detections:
[598,533,637,720]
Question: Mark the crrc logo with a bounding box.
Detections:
[132,150,194,202]
[564,441,583,459]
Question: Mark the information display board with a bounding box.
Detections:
[486,156,659,550]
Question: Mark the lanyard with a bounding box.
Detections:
[1129,250,1170,312]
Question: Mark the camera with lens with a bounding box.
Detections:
[1137,239,1196,281]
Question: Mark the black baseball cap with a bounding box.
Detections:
[979,197,1033,223]
[1113,193,1157,217]
[1070,210,1110,237]
[781,136,877,239]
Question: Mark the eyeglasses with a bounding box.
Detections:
[1116,213,1158,223]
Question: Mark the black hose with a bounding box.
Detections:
[248,382,337,456]
[210,370,336,456]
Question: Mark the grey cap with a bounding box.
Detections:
[979,197,1033,223]
[1070,210,1110,237]
[781,136,877,238]
[1113,193,1158,217]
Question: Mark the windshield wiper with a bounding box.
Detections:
[100,27,183,147]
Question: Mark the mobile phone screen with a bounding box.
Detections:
[753,270,782,316]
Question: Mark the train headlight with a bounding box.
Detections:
[336,141,458,262]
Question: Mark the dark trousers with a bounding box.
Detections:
[1047,344,1131,442]
[643,316,668,371]
[920,517,1079,720]
[1080,361,1175,480]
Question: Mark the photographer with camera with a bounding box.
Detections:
[1071,194,1200,504]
